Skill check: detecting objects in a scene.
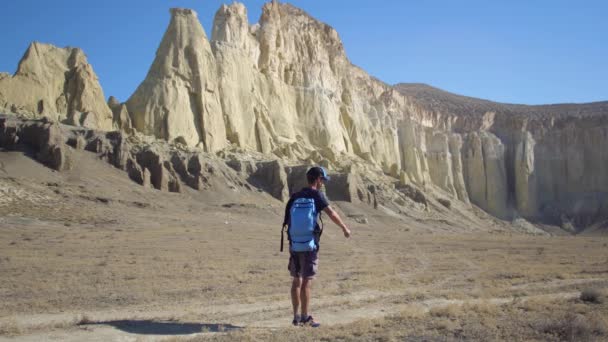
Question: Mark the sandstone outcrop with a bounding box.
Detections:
[396,83,608,227]
[128,3,405,176]
[0,115,70,171]
[462,131,510,219]
[523,117,608,227]
[398,119,431,187]
[448,134,469,203]
[126,8,226,151]
[426,131,456,195]
[285,164,312,195]
[249,160,290,201]
[0,42,113,130]
[512,131,537,218]
[108,96,133,133]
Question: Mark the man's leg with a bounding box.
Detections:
[300,277,312,317]
[291,277,302,318]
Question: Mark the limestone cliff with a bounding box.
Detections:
[0,42,113,130]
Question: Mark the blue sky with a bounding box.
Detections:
[1,0,606,105]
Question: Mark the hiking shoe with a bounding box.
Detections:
[300,315,320,328]
[292,318,300,326]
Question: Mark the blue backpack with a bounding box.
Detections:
[281,197,323,252]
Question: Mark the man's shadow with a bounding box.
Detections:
[85,320,241,335]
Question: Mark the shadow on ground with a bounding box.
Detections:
[85,320,241,335]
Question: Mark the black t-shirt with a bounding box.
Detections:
[283,187,329,226]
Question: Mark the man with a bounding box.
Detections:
[282,166,351,327]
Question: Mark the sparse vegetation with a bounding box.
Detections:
[76,314,94,325]
[538,312,608,341]
[2,225,607,339]
[0,319,21,336]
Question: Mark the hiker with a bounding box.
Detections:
[281,166,351,327]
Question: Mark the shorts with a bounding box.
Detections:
[288,250,318,279]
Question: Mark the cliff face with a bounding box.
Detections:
[395,84,608,227]
[0,42,113,130]
[512,116,608,226]
[129,3,407,173]
[97,3,608,228]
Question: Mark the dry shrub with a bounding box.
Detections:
[494,272,524,280]
[580,288,604,304]
[517,297,554,313]
[0,319,21,336]
[539,313,607,341]
[462,302,498,316]
[429,304,461,318]
[75,314,94,325]
[398,305,426,319]
[431,318,460,332]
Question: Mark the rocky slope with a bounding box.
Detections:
[0,1,607,231]
[4,114,522,235]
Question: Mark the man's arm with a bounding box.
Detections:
[323,206,351,238]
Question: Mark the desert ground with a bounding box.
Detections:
[1,149,607,341]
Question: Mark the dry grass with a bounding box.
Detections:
[538,312,608,341]
[189,296,608,342]
[2,222,608,338]
[0,319,21,336]
[429,304,461,318]
[4,232,602,315]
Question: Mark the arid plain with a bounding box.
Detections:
[1,149,607,341]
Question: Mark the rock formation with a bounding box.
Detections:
[128,3,405,176]
[395,83,608,227]
[126,8,226,151]
[0,115,249,195]
[462,131,510,219]
[0,42,113,130]
[1,2,607,231]
[0,115,70,171]
[108,96,133,133]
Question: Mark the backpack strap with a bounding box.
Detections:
[281,195,295,253]
[280,224,287,252]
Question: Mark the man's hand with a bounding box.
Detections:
[324,206,352,239]
[343,227,351,238]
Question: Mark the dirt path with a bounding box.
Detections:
[2,277,603,342]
